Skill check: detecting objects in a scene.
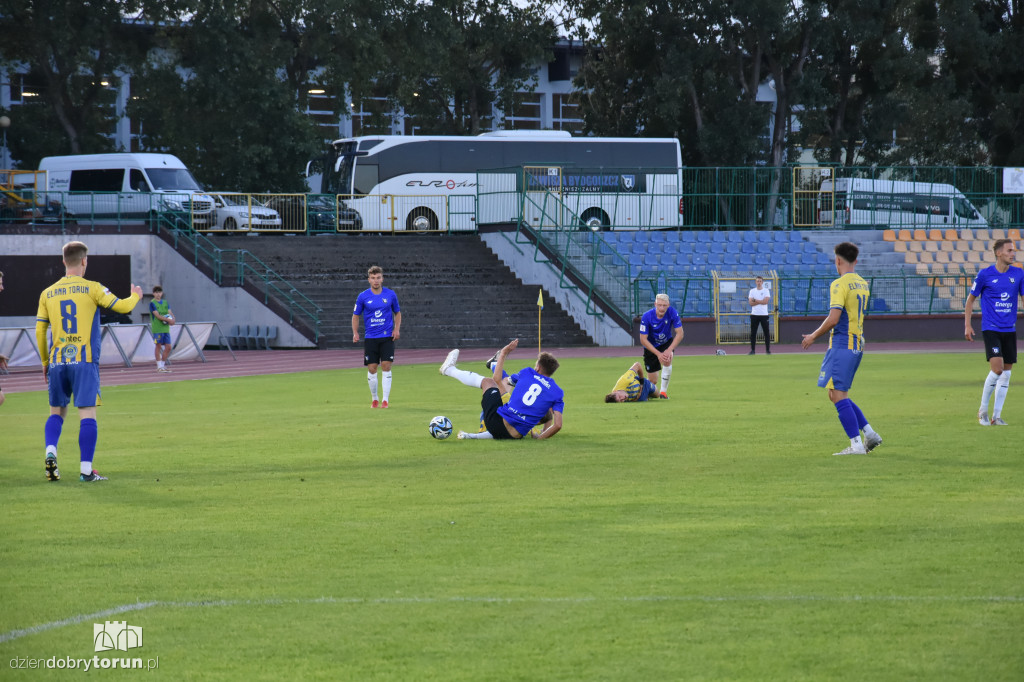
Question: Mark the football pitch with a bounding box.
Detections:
[1,351,1022,680]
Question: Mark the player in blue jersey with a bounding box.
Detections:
[439,339,564,440]
[964,238,1024,426]
[801,242,883,456]
[352,265,401,408]
[35,241,143,482]
[638,293,683,399]
[604,361,658,403]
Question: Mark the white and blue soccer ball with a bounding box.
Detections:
[429,415,453,440]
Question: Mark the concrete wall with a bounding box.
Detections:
[481,232,633,346]
[0,233,314,347]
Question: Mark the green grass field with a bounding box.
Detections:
[1,351,1022,680]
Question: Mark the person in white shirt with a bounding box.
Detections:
[748,276,772,355]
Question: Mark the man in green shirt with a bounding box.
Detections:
[149,286,175,373]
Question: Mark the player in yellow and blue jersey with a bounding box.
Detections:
[604,361,659,403]
[35,241,143,482]
[801,241,883,456]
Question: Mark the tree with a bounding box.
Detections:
[128,1,321,191]
[568,0,822,227]
[381,0,558,134]
[0,0,176,158]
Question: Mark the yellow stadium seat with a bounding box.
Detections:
[882,229,897,242]
[898,229,913,242]
[1009,229,1022,242]
[944,229,959,241]
[912,229,928,241]
[908,240,924,252]
[903,252,918,264]
[939,240,955,251]
[974,229,991,242]
[917,251,935,264]
[924,241,940,252]
[966,251,984,264]
[947,251,967,264]
[915,263,931,275]
[893,240,908,253]
[959,229,975,241]
[991,228,1006,240]
[970,240,987,252]
[932,251,950,264]
[927,229,944,241]
[954,240,971,252]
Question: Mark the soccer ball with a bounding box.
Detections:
[428,416,453,440]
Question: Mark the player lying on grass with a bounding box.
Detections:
[605,361,660,403]
[440,338,564,440]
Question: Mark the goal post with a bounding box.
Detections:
[712,270,780,345]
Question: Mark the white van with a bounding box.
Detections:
[39,153,214,227]
[818,178,987,228]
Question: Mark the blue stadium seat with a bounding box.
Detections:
[711,231,728,243]
[695,231,712,243]
[726,231,743,243]
[801,253,818,265]
[743,231,759,242]
[679,231,697,241]
[741,241,758,254]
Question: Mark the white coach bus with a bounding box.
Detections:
[817,177,988,229]
[306,131,683,232]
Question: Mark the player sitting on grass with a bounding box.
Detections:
[605,361,660,403]
[440,338,564,440]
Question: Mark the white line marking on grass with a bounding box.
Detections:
[0,601,158,643]
[4,594,1021,643]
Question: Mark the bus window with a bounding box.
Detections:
[353,164,378,196]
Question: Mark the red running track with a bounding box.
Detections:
[0,340,974,397]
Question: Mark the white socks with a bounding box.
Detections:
[367,371,378,401]
[660,364,673,393]
[444,367,484,389]
[980,371,999,413]
[993,370,1011,418]
[461,431,493,439]
[382,371,392,401]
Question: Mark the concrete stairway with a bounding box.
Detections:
[207,233,595,349]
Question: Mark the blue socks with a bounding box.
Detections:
[834,399,860,438]
[79,418,98,465]
[44,414,64,453]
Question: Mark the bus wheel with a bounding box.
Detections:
[407,208,439,231]
[580,208,610,231]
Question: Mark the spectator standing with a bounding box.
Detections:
[149,285,175,373]
[801,241,883,456]
[35,241,143,482]
[352,265,401,408]
[638,293,684,399]
[964,239,1024,425]
[748,276,772,355]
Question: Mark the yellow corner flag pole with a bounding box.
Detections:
[537,289,544,353]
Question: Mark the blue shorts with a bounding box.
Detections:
[153,332,171,345]
[48,362,101,408]
[817,347,863,392]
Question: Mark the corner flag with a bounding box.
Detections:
[537,289,544,353]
